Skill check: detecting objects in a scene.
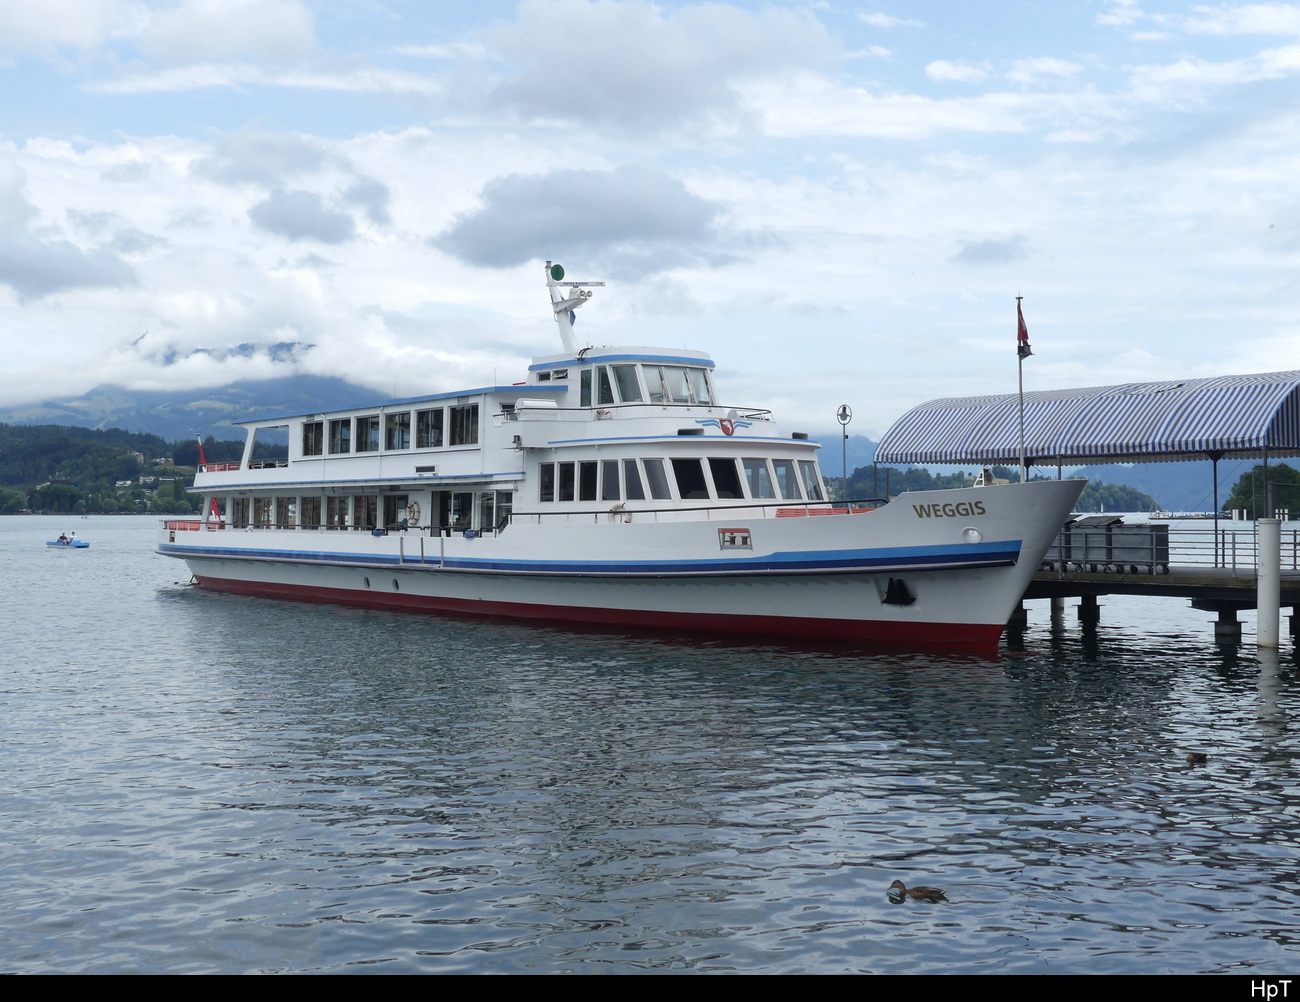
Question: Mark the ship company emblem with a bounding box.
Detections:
[718,527,752,549]
[696,418,752,435]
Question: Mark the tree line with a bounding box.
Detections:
[0,426,274,515]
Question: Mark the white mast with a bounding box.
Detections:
[545,261,604,354]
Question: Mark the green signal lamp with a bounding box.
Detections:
[549,264,565,281]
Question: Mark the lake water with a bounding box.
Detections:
[3,515,1299,974]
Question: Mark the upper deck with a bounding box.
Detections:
[192,262,821,501]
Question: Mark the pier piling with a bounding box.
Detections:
[1258,517,1282,648]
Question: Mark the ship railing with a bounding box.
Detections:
[1040,523,1300,575]
[500,403,774,422]
[196,459,289,472]
[508,498,887,526]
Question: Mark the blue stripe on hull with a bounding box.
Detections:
[158,538,1022,576]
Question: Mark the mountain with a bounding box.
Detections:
[0,376,383,443]
[1067,460,1232,512]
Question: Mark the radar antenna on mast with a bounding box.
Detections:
[545,261,605,353]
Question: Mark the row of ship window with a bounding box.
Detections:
[224,490,512,532]
[538,457,824,503]
[536,363,714,407]
[301,404,480,456]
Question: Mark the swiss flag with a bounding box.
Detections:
[1017,300,1033,359]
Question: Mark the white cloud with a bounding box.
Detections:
[926,60,988,82]
[248,189,355,243]
[1097,0,1144,27]
[1006,57,1082,84]
[740,73,1103,139]
[0,157,135,300]
[1178,3,1300,36]
[857,12,923,29]
[1128,43,1300,99]
[91,63,441,94]
[432,164,736,279]
[846,46,893,60]
[138,0,314,66]
[0,0,129,52]
[481,0,835,131]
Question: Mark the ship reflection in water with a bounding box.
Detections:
[5,516,1300,973]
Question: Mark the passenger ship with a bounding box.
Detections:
[158,263,1084,650]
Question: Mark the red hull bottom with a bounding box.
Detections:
[195,575,1005,652]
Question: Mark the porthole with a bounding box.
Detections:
[363,576,371,588]
[392,579,400,591]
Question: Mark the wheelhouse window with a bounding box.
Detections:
[355,416,380,453]
[328,418,351,454]
[580,369,592,407]
[596,367,615,406]
[558,462,576,501]
[611,365,642,402]
[417,408,444,449]
[644,365,713,405]
[708,458,743,499]
[671,459,709,499]
[743,458,775,498]
[772,459,802,500]
[539,463,556,502]
[449,404,479,446]
[799,461,825,501]
[302,421,323,456]
[385,412,410,450]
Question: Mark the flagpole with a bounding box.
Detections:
[1016,296,1030,485]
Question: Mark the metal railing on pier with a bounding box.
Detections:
[1042,523,1300,575]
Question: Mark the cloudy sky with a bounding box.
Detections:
[3,0,1300,434]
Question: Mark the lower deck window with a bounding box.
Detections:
[799,461,825,501]
[601,460,620,501]
[671,459,709,500]
[623,460,645,500]
[275,497,296,527]
[354,495,378,529]
[579,461,598,502]
[300,497,322,527]
[643,459,671,500]
[773,459,802,500]
[744,459,775,498]
[326,496,349,527]
[708,458,742,499]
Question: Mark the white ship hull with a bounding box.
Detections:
[161,480,1083,651]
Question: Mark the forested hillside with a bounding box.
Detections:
[0,425,257,514]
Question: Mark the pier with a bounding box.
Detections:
[1018,520,1300,642]
[872,368,1300,645]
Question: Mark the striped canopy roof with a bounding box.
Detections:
[874,371,1300,466]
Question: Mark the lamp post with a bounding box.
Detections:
[837,404,852,502]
